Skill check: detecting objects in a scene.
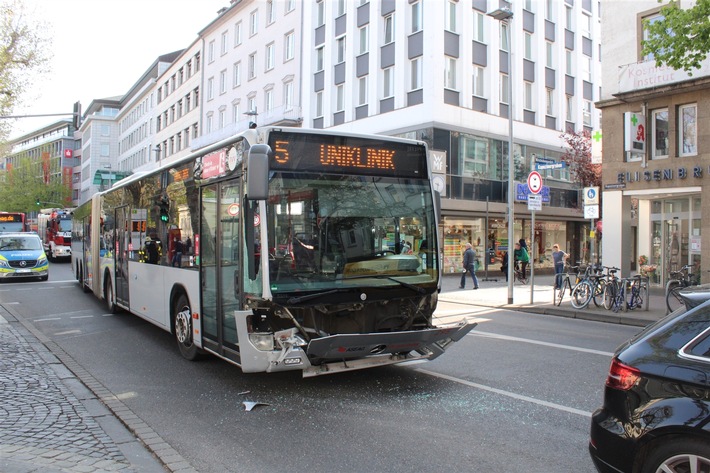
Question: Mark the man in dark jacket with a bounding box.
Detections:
[459,242,479,289]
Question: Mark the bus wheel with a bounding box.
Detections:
[174,294,201,360]
[104,276,118,313]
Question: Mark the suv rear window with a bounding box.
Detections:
[681,327,710,360]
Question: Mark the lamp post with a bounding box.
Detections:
[487,6,515,304]
[244,107,258,127]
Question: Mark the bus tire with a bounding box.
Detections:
[174,293,202,361]
[104,274,118,314]
[79,266,91,293]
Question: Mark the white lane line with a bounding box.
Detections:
[70,315,94,319]
[55,330,82,336]
[417,368,592,418]
[34,317,62,322]
[2,301,20,305]
[469,331,615,357]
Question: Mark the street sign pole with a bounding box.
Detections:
[530,210,535,304]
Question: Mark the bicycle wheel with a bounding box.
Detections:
[592,279,607,308]
[554,282,566,306]
[603,282,616,310]
[666,283,685,313]
[571,281,592,309]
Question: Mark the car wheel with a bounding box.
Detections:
[641,438,710,473]
[174,293,202,360]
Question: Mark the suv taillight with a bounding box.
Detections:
[606,358,640,391]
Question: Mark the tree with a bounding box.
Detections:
[560,130,601,189]
[642,0,710,74]
[0,158,70,212]
[0,0,49,140]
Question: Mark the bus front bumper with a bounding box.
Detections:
[233,311,476,377]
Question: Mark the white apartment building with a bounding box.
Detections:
[195,0,303,150]
[64,0,602,269]
[77,98,121,203]
[151,44,204,167]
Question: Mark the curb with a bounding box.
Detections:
[2,303,198,473]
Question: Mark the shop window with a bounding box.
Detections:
[461,136,489,178]
[652,108,669,159]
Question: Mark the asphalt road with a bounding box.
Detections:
[1,261,641,473]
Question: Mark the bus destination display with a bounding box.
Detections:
[267,131,427,178]
[0,214,22,223]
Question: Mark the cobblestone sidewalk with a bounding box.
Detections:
[0,309,166,473]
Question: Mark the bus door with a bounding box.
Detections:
[114,206,130,308]
[200,180,242,362]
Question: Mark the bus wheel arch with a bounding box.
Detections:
[171,287,202,360]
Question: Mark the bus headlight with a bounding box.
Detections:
[248,333,274,351]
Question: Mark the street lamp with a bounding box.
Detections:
[487,6,515,304]
[244,107,258,128]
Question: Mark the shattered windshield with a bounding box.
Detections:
[266,172,438,294]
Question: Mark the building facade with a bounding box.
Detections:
[3,120,80,207]
[299,0,603,272]
[599,0,709,283]
[4,0,603,275]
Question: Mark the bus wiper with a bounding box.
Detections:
[342,274,427,295]
[286,288,356,305]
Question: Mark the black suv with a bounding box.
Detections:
[589,286,710,473]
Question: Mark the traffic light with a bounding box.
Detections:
[35,197,41,206]
[158,197,170,222]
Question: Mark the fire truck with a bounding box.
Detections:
[37,208,73,261]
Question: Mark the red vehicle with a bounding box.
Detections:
[37,209,73,260]
[0,211,28,232]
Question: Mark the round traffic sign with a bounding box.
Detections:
[527,171,542,194]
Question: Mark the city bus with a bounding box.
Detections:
[72,127,475,377]
[0,211,28,232]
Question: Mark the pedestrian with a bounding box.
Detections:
[185,236,192,255]
[172,238,183,267]
[500,251,509,282]
[459,242,479,289]
[514,242,529,279]
[552,243,569,289]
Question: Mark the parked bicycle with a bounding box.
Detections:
[570,263,603,309]
[601,267,621,310]
[665,264,699,313]
[554,265,580,306]
[626,275,647,311]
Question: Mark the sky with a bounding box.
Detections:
[9,0,229,139]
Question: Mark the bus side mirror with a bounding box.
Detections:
[246,144,270,200]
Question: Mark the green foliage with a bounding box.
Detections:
[642,0,710,73]
[0,158,70,212]
[0,0,50,140]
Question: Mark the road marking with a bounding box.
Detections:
[34,317,61,322]
[469,331,614,357]
[417,368,592,418]
[2,301,20,304]
[55,330,82,336]
[70,315,94,319]
[101,314,115,317]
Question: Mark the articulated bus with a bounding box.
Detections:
[72,127,475,377]
[0,211,28,232]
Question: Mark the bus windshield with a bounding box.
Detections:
[266,172,437,294]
